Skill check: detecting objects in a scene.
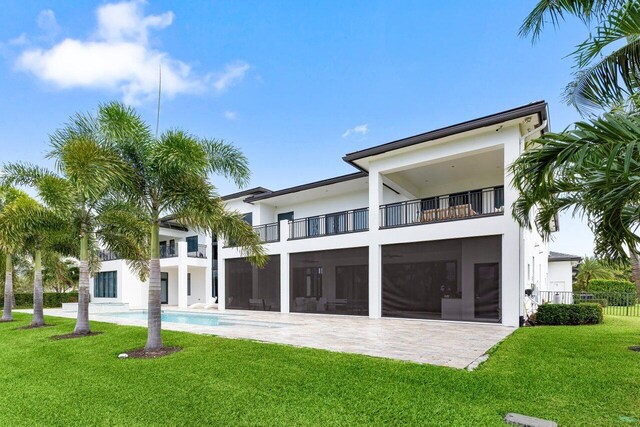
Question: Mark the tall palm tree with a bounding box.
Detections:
[98,102,266,351]
[0,186,29,322]
[520,0,639,114]
[0,192,75,326]
[2,108,146,334]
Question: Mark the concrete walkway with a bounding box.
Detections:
[39,308,514,369]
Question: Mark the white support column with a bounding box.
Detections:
[204,235,213,303]
[177,241,188,309]
[218,256,226,311]
[278,219,290,313]
[368,170,383,319]
[502,129,523,327]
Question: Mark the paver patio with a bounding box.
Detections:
[39,308,514,369]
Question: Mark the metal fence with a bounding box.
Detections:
[253,222,280,243]
[535,290,640,317]
[289,208,368,240]
[379,186,504,229]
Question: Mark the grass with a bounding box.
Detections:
[0,314,638,426]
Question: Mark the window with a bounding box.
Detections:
[242,213,253,225]
[277,211,294,222]
[94,271,117,298]
[307,216,320,236]
[325,212,347,234]
[187,273,192,296]
[186,236,198,253]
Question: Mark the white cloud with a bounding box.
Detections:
[36,9,60,36]
[223,110,237,120]
[342,124,369,139]
[12,1,249,105]
[212,62,250,92]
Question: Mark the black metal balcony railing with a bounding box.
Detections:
[379,186,504,229]
[160,245,178,258]
[289,208,368,240]
[254,222,280,243]
[188,244,207,258]
[98,250,119,261]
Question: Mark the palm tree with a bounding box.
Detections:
[0,192,75,326]
[2,108,146,334]
[511,111,640,261]
[0,186,29,322]
[98,102,266,352]
[575,256,615,290]
[520,0,639,114]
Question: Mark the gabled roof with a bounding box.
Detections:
[221,187,272,201]
[548,251,582,262]
[244,172,367,202]
[343,101,548,166]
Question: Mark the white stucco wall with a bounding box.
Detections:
[546,261,574,292]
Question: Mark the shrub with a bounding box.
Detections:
[588,280,638,306]
[0,292,78,308]
[574,298,608,307]
[536,303,603,326]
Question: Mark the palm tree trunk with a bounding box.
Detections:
[74,233,91,334]
[631,251,640,293]
[2,254,13,321]
[31,249,44,327]
[145,222,163,351]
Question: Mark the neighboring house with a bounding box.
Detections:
[546,251,582,293]
[92,217,212,308]
[92,101,552,327]
[219,101,552,327]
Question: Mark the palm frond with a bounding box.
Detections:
[202,139,250,188]
[519,0,623,41]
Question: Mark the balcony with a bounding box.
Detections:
[98,250,119,261]
[289,208,368,240]
[254,222,280,243]
[160,245,178,258]
[187,244,207,259]
[379,186,504,229]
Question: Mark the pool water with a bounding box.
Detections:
[97,310,288,328]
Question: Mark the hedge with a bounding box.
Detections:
[0,292,78,308]
[587,280,638,306]
[535,303,603,326]
[574,298,608,307]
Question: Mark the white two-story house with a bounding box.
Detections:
[93,101,551,328]
[93,218,213,309]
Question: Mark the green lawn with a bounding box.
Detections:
[0,314,638,426]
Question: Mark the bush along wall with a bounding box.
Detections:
[535,303,603,326]
[587,280,638,306]
[0,292,78,308]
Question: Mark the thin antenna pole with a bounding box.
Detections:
[155,63,162,139]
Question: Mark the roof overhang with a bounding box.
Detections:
[343,101,548,171]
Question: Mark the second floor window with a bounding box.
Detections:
[186,236,198,253]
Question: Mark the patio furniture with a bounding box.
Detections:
[249,298,271,311]
[420,204,476,222]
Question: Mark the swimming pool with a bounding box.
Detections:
[96,310,289,328]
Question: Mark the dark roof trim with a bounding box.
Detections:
[548,251,582,262]
[245,172,367,202]
[159,220,189,232]
[343,101,548,164]
[221,187,271,201]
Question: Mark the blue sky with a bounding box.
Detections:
[0,1,593,256]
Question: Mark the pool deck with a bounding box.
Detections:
[37,307,514,369]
